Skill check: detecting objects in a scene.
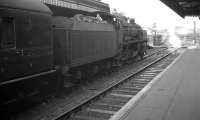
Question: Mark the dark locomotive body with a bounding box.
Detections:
[0,0,147,106]
[0,0,56,106]
[53,16,118,68]
[120,18,147,60]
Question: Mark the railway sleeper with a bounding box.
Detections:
[91,102,124,109]
[74,109,112,119]
[73,115,107,120]
[88,103,121,111]
[122,82,147,87]
[118,86,142,91]
[131,78,151,82]
[145,69,163,72]
[140,74,156,77]
[129,80,150,85]
[109,93,134,98]
[96,99,126,107]
[142,72,157,75]
[138,76,154,79]
[111,89,138,96]
[105,92,132,99]
[121,85,144,90]
[100,95,130,103]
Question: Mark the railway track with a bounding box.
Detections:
[144,47,167,58]
[11,47,176,120]
[53,48,180,120]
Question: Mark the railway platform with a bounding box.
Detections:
[111,48,200,120]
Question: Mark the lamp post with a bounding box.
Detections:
[153,23,157,46]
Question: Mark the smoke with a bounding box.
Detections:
[169,34,181,48]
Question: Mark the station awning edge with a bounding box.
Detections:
[160,0,200,18]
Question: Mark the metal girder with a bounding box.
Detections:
[160,0,200,18]
[160,0,185,17]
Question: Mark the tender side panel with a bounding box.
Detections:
[69,30,117,67]
[52,17,119,68]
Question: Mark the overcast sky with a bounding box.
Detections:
[102,0,200,31]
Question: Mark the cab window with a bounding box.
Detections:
[0,17,15,49]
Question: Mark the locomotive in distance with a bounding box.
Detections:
[0,0,147,106]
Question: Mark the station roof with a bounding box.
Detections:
[160,0,200,18]
[41,0,110,13]
[69,0,110,12]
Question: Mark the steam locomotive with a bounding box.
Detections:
[0,0,147,106]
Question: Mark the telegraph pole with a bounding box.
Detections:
[193,21,196,45]
[153,22,157,45]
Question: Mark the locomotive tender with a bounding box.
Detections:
[0,0,147,106]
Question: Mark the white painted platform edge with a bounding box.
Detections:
[109,49,185,120]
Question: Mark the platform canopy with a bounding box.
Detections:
[41,0,110,13]
[160,0,200,18]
